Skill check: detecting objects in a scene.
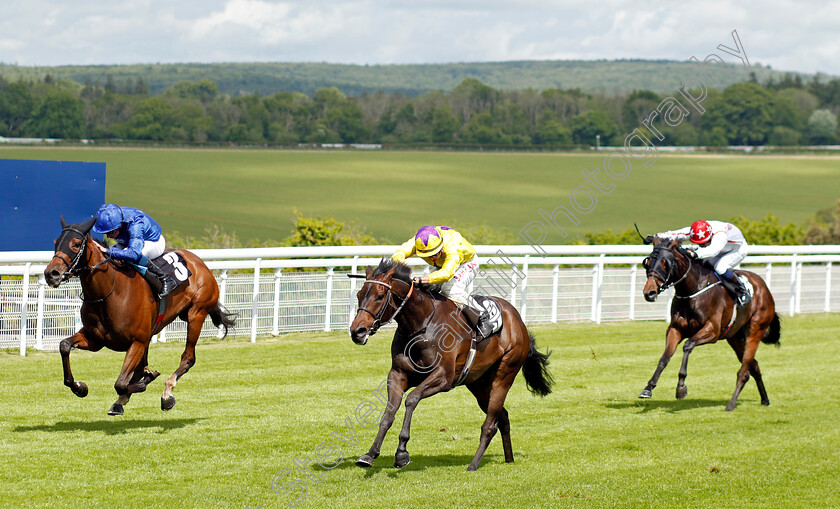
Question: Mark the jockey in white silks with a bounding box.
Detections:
[657,220,751,306]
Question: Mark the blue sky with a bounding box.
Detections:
[0,0,837,76]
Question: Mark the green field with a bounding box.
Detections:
[2,147,838,245]
[2,315,838,508]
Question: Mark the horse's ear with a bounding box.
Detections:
[365,265,373,278]
[60,216,68,229]
[80,216,96,234]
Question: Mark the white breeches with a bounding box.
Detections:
[709,243,747,274]
[439,257,480,308]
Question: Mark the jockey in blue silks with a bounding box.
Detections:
[92,204,176,298]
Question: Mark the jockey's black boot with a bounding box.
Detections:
[146,258,177,299]
[463,304,492,339]
[721,270,750,307]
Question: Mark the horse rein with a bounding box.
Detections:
[646,247,725,300]
[351,276,415,336]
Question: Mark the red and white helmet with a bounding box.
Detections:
[689,220,712,244]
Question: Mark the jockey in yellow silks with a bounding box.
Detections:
[392,225,493,338]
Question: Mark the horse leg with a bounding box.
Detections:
[59,331,102,398]
[468,381,515,466]
[162,309,207,411]
[356,370,408,468]
[726,332,763,411]
[394,367,450,468]
[138,349,160,386]
[675,340,696,399]
[726,335,768,407]
[109,341,151,415]
[676,327,719,399]
[640,327,681,398]
[467,367,519,471]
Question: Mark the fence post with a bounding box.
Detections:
[826,262,832,313]
[36,274,46,350]
[217,270,228,339]
[349,256,359,326]
[765,263,772,291]
[509,267,518,311]
[251,258,262,343]
[629,264,637,320]
[19,263,31,356]
[551,265,559,324]
[795,258,803,314]
[789,254,797,317]
[519,256,529,321]
[324,268,334,332]
[590,262,599,323]
[272,270,282,336]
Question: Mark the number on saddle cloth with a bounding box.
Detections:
[157,252,191,283]
[132,252,192,296]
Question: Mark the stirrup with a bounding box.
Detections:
[477,321,494,338]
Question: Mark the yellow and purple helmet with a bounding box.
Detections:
[414,226,444,257]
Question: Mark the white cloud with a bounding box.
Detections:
[0,0,837,75]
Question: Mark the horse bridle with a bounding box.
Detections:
[351,275,415,337]
[643,246,692,294]
[52,226,116,302]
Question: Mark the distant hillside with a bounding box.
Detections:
[0,60,813,97]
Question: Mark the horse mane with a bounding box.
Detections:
[665,241,716,279]
[372,257,444,299]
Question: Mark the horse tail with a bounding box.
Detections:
[522,333,554,397]
[210,302,238,339]
[761,313,781,348]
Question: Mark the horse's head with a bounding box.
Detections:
[642,237,693,302]
[349,258,413,345]
[44,216,97,288]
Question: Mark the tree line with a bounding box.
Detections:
[1,72,838,147]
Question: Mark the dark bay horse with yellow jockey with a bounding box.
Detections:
[640,237,780,411]
[349,258,553,471]
[44,217,236,415]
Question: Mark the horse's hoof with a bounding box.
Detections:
[394,453,411,468]
[145,370,161,382]
[356,455,375,468]
[638,389,652,399]
[676,386,687,399]
[725,404,736,412]
[161,396,176,411]
[74,382,88,398]
[107,403,124,416]
[761,399,770,406]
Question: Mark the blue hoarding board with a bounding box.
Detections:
[0,159,106,251]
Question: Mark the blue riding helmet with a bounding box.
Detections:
[92,204,124,234]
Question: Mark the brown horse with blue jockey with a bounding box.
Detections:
[44,216,236,415]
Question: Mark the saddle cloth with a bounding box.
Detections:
[738,274,755,302]
[721,275,755,338]
[132,252,191,298]
[473,295,503,336]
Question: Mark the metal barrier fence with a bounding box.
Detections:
[2,245,839,355]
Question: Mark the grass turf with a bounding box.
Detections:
[1,314,838,508]
[2,147,838,244]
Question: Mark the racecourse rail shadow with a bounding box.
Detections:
[13,417,202,435]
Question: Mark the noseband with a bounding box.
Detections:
[352,276,415,337]
[52,226,93,284]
